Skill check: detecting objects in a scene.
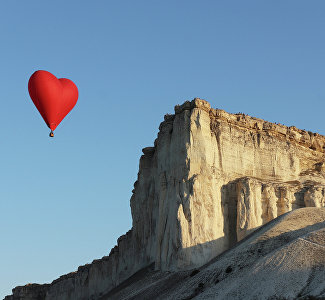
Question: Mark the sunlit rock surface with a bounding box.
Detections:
[6,99,325,300]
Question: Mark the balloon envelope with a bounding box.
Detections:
[28,70,78,131]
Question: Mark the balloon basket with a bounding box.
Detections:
[49,131,54,138]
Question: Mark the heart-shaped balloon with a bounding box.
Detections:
[28,70,78,131]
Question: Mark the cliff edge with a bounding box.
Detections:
[6,98,325,300]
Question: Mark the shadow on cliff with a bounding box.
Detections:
[101,211,325,300]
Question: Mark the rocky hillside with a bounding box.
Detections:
[5,99,325,300]
[102,207,325,299]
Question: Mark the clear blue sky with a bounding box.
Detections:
[1,1,325,298]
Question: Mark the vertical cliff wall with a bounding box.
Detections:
[6,98,325,300]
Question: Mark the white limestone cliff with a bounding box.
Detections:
[5,98,325,300]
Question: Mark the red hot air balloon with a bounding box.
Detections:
[28,70,78,137]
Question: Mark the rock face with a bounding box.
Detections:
[5,98,325,300]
